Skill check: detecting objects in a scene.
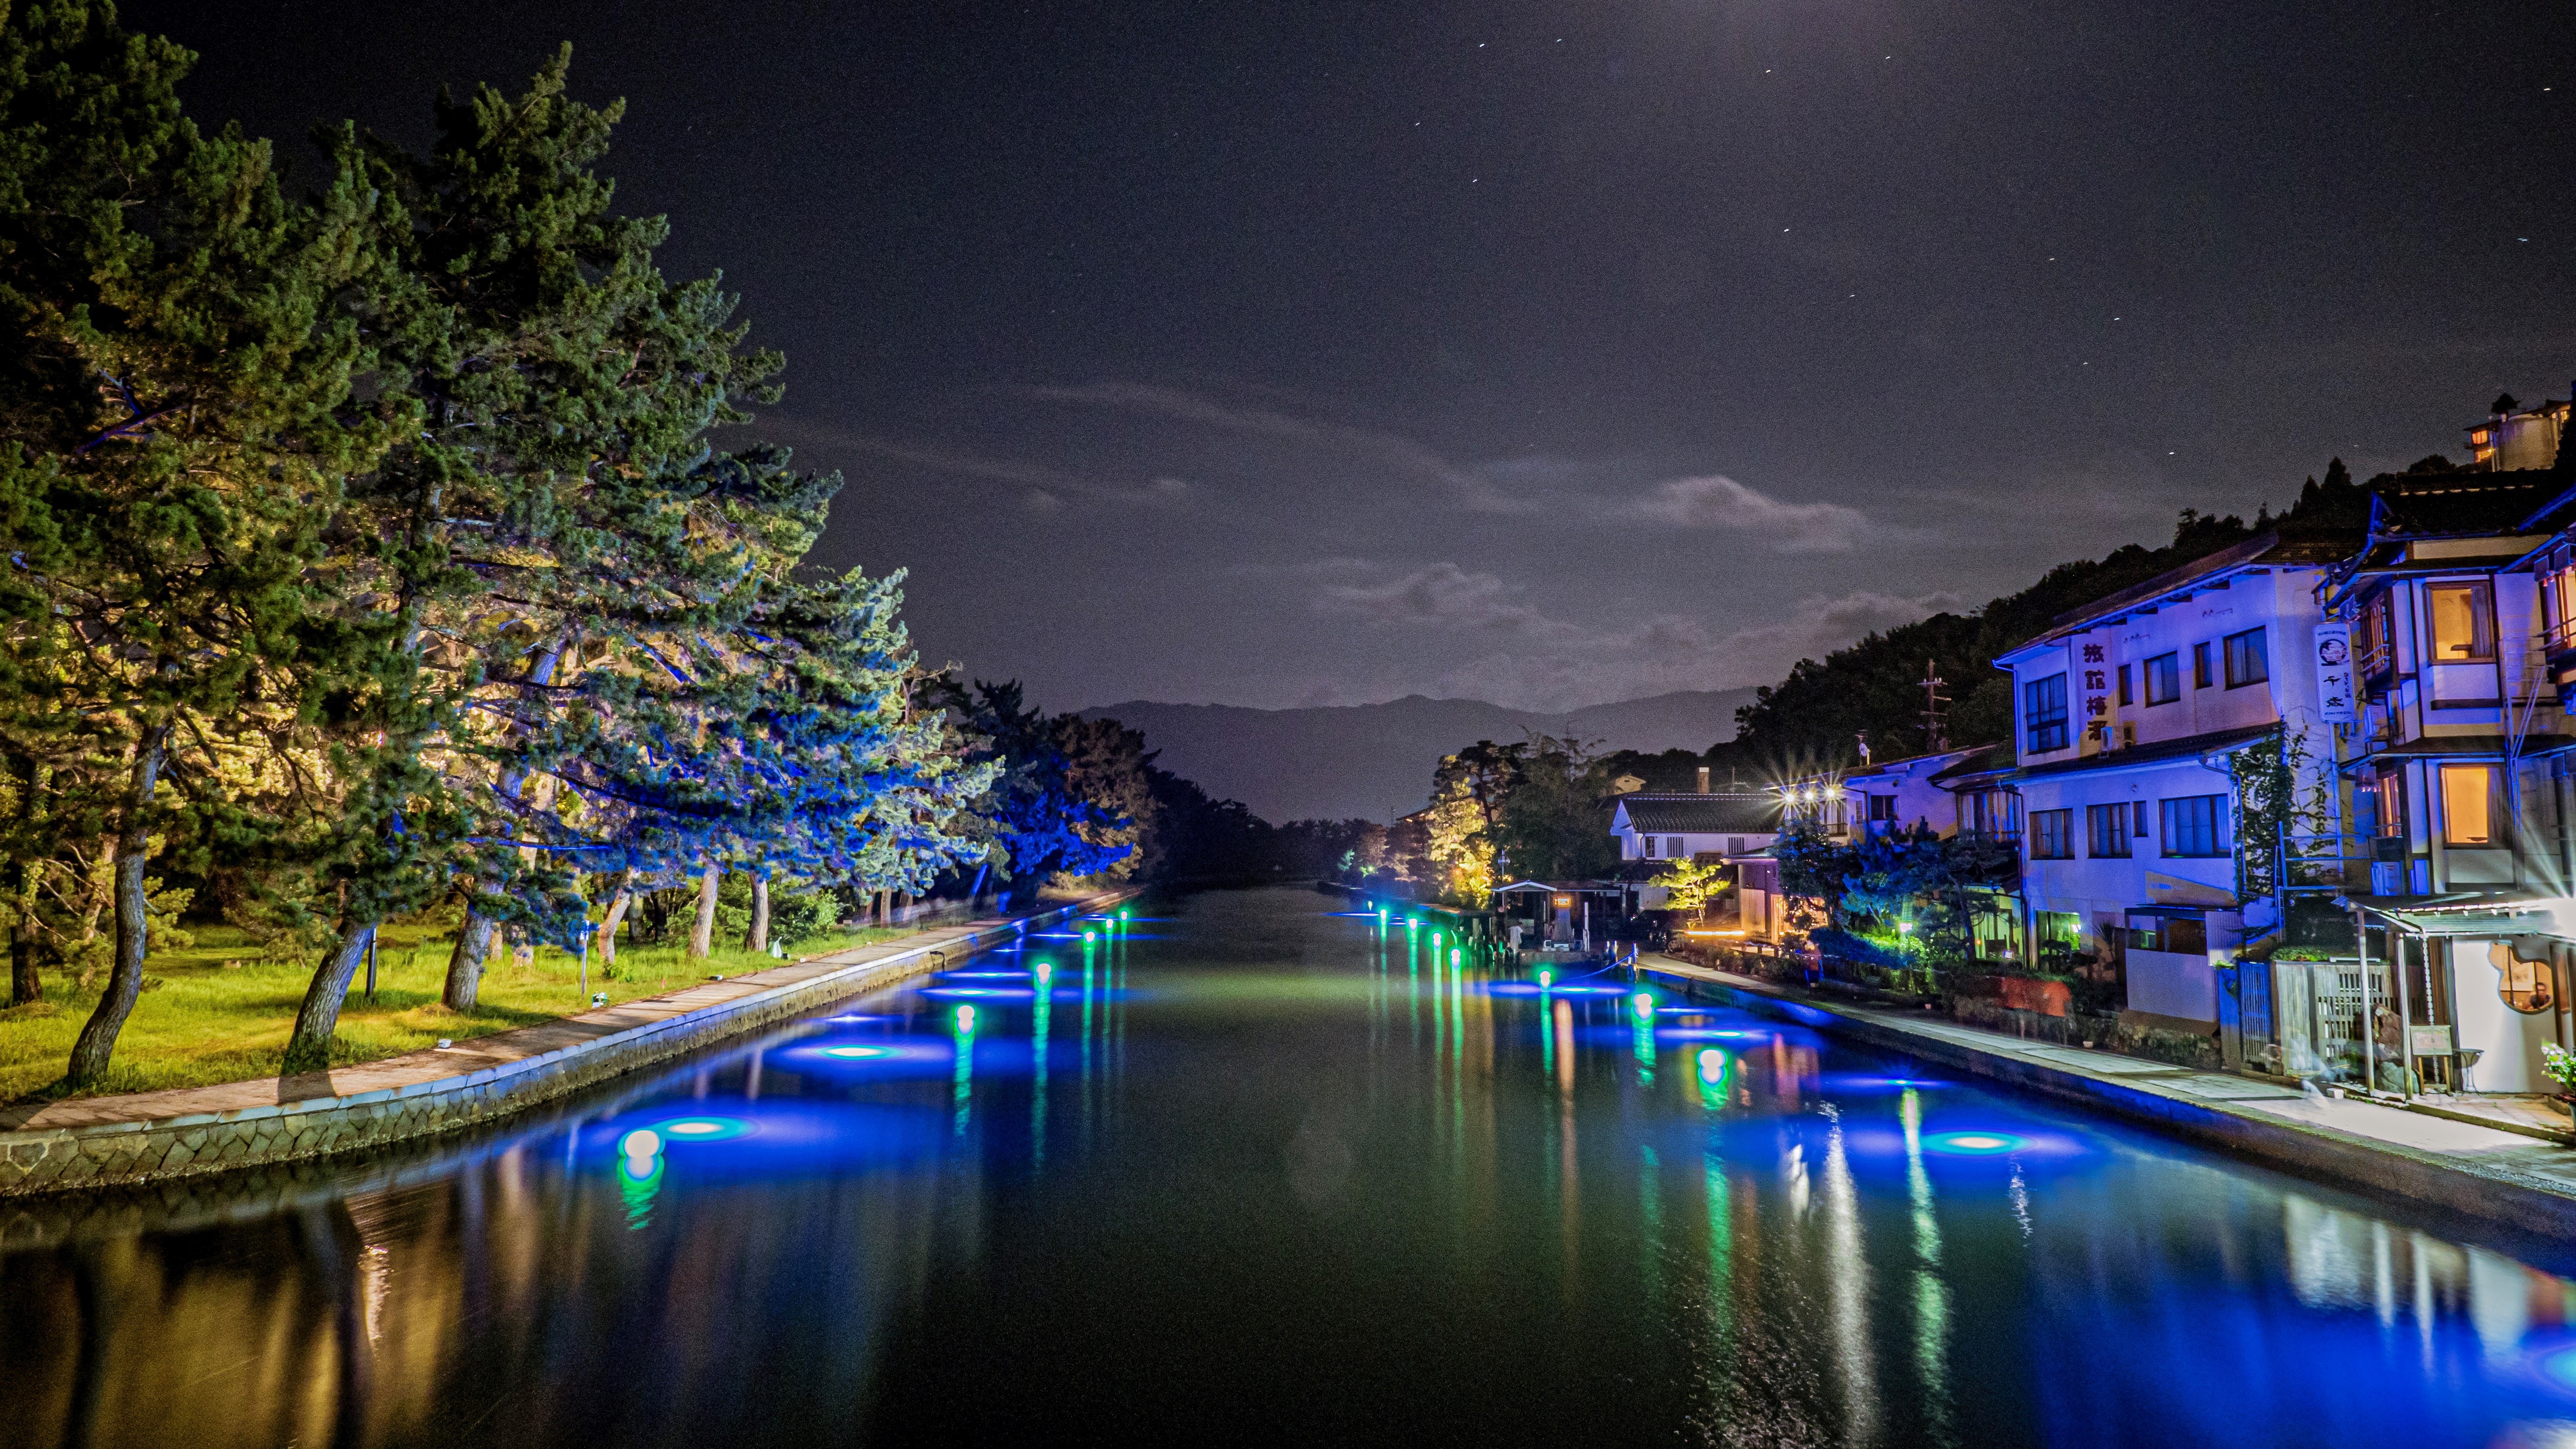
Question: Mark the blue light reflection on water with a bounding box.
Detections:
[23,891,2576,1449]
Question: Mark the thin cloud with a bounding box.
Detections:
[761,415,1192,507]
[1315,563,1585,641]
[1629,474,1869,553]
[1028,380,1540,514]
[1314,560,1957,710]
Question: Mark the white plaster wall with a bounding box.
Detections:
[2126,948,2220,1022]
[2448,939,2561,1095]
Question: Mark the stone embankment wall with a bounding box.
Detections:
[0,893,1134,1199]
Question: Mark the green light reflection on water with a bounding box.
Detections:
[952,1003,977,1138]
[619,1142,665,1230]
[1900,1087,1955,1435]
[1031,963,1053,1169]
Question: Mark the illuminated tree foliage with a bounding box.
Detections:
[930,679,1135,905]
[0,1,410,1082]
[0,17,993,1083]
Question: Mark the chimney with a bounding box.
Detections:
[1696,766,1710,794]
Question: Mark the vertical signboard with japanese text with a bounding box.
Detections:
[2313,621,2354,723]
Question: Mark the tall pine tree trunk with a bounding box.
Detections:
[286,920,377,1070]
[442,633,572,1009]
[442,902,499,1012]
[66,726,170,1087]
[746,874,769,954]
[8,753,41,1006]
[687,866,718,959]
[8,925,34,1009]
[597,873,633,968]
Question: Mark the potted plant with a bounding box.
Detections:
[2542,1043,2576,1103]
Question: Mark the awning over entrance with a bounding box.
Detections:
[2354,891,2576,939]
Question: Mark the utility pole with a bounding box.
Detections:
[1921,660,1950,752]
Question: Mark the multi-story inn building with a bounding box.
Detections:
[1994,529,2350,1032]
[2329,463,2576,1093]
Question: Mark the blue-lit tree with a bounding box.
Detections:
[929,679,1135,907]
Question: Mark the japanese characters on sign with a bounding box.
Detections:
[2081,641,2111,744]
[2313,621,2354,724]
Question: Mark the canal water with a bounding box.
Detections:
[8,887,2576,1448]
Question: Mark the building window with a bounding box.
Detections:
[2160,795,2227,856]
[2086,804,2132,857]
[2193,642,2213,689]
[1641,836,1656,858]
[1868,793,1895,822]
[2025,673,2069,754]
[1727,837,1746,854]
[1667,836,1687,859]
[2427,582,2496,662]
[2030,808,2075,859]
[2143,652,2181,705]
[2495,942,2555,1015]
[2372,766,2407,839]
[2549,568,2576,648]
[2223,627,2268,689]
[2133,801,2150,837]
[2439,764,2501,846]
[2117,664,2133,706]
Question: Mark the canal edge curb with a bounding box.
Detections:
[0,891,1142,1201]
[1640,954,2576,1239]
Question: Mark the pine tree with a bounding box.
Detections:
[285,48,798,1044]
[0,1,403,1083]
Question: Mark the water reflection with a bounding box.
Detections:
[12,890,2576,1447]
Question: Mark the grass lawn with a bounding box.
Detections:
[0,919,922,1106]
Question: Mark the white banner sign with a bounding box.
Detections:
[2313,621,2355,723]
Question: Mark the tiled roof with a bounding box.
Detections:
[1612,793,1782,834]
[2029,528,2360,646]
[1926,742,2011,785]
[1846,743,1992,782]
[2012,723,2278,781]
[2371,469,2560,537]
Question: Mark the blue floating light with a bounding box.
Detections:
[654,1115,752,1142]
[1925,1130,2025,1156]
[821,1044,896,1061]
[2533,1342,2576,1394]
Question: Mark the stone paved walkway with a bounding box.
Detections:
[1640,954,2576,1231]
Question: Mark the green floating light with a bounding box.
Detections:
[1538,969,1554,990]
[1632,991,1656,1017]
[954,1004,976,1032]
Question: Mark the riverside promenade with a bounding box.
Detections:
[0,892,1137,1200]
[1641,952,2576,1237]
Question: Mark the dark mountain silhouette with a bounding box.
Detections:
[1078,689,1758,824]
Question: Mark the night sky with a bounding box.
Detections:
[129,1,2576,714]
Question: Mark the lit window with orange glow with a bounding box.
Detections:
[2439,764,2500,847]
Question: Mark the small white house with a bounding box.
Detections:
[1609,793,1783,862]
